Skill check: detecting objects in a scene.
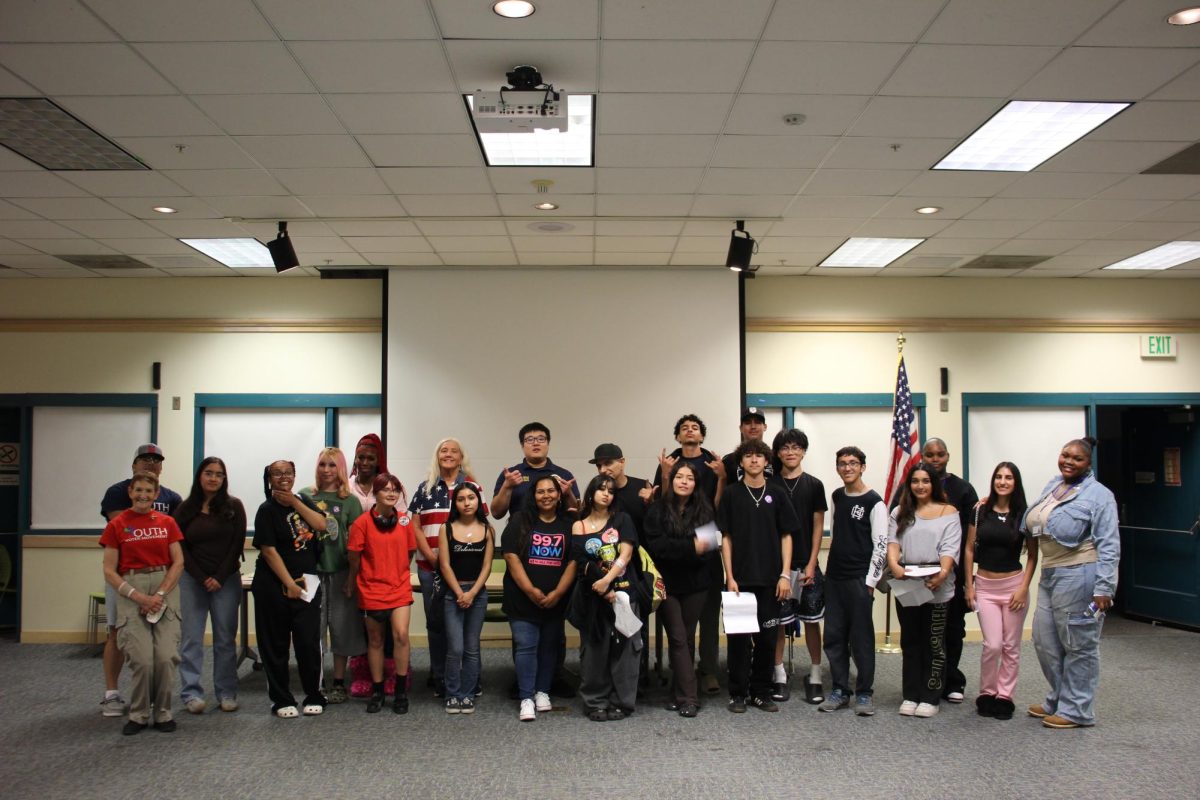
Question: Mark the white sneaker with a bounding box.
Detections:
[519,698,536,721]
[184,698,207,714]
[100,695,128,717]
[534,691,552,712]
[899,700,918,716]
[915,702,939,718]
[946,691,965,703]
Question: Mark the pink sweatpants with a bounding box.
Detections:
[975,572,1028,700]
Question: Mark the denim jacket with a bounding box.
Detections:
[1023,472,1120,598]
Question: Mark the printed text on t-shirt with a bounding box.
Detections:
[528,532,565,566]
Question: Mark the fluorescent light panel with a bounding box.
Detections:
[180,238,272,268]
[820,238,925,268]
[1102,241,1200,271]
[467,94,593,167]
[934,100,1130,172]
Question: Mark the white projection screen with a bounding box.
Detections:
[387,270,742,516]
[966,407,1087,496]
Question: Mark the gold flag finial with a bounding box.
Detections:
[897,331,906,354]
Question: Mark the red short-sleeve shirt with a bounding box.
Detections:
[100,509,183,573]
[347,511,418,610]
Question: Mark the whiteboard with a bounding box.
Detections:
[337,408,382,465]
[966,407,1086,498]
[202,409,326,518]
[791,408,901,521]
[31,406,152,529]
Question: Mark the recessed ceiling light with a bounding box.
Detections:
[493,1,536,19]
[533,202,558,211]
[152,206,177,214]
[466,94,594,167]
[933,100,1130,172]
[1167,6,1200,24]
[819,238,925,268]
[179,238,273,268]
[915,206,942,215]
[1102,241,1200,270]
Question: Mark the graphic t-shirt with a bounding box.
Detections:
[571,511,638,593]
[769,472,828,568]
[347,510,419,610]
[501,513,573,622]
[252,495,328,583]
[100,509,183,573]
[408,475,488,572]
[300,489,362,573]
[716,482,799,587]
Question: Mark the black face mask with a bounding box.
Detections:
[373,511,398,531]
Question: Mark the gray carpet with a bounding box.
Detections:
[1,616,1198,800]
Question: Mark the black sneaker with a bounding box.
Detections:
[121,720,148,736]
[804,680,824,705]
[750,695,779,713]
[433,680,446,699]
[393,694,409,714]
[459,697,476,714]
[771,681,790,702]
[366,694,384,714]
[678,703,699,718]
[728,696,747,713]
[153,719,177,733]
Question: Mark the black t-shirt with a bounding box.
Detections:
[973,508,1024,574]
[721,451,775,486]
[769,472,828,569]
[653,449,721,505]
[252,495,324,584]
[716,482,799,587]
[943,473,979,559]
[501,513,573,622]
[100,478,182,520]
[827,487,883,581]
[610,477,648,537]
[571,511,638,593]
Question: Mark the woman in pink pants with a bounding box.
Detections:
[964,462,1037,721]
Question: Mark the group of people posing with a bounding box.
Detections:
[97,412,1119,734]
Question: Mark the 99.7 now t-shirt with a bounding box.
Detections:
[501,513,573,622]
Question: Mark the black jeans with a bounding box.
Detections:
[896,600,949,705]
[659,589,707,706]
[823,577,875,696]
[727,586,779,700]
[943,575,968,695]
[252,581,324,711]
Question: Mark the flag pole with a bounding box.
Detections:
[878,330,905,655]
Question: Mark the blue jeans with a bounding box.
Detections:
[178,571,241,703]
[443,581,487,701]
[510,616,562,700]
[1033,561,1103,725]
[418,568,446,682]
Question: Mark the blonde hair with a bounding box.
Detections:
[310,447,351,499]
[423,437,474,492]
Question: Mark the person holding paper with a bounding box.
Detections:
[101,470,185,735]
[643,462,717,718]
[717,440,797,714]
[347,473,433,715]
[251,460,334,719]
[570,474,641,721]
[886,462,962,718]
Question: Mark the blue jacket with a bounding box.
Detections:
[1023,472,1120,598]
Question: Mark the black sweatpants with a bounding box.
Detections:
[896,600,948,705]
[823,577,876,696]
[943,574,968,695]
[252,580,325,711]
[727,586,779,701]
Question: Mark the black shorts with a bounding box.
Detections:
[789,565,826,623]
[363,605,409,625]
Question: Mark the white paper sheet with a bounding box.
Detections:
[889,577,934,607]
[695,521,721,553]
[721,591,760,634]
[300,573,319,603]
[613,591,643,638]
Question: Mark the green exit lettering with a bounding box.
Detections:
[1142,334,1176,358]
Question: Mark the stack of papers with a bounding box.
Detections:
[721,591,760,634]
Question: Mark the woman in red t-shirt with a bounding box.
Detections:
[100,471,185,736]
[347,473,435,715]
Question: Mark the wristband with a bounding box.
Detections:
[155,590,166,597]
[779,574,790,580]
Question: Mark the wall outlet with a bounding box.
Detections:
[939,398,949,412]
[172,396,181,411]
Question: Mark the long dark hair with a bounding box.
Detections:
[894,461,948,535]
[511,475,569,556]
[447,481,493,536]
[657,461,714,538]
[176,456,236,529]
[578,474,616,521]
[982,461,1028,538]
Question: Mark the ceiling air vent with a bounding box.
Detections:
[959,255,1050,270]
[0,98,148,170]
[58,255,154,270]
[1142,142,1200,175]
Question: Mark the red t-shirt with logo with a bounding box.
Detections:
[348,510,418,610]
[100,509,184,573]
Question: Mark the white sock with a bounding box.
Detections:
[809,665,822,684]
[772,663,787,683]
[105,689,120,700]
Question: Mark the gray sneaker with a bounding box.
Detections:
[100,695,128,717]
[327,684,348,704]
[855,694,876,716]
[818,689,849,712]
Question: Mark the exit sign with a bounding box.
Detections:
[1140,334,1177,359]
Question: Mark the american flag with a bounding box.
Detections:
[883,355,920,505]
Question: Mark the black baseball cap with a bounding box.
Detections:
[588,443,624,464]
[741,408,766,423]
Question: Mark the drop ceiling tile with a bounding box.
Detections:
[670,252,727,266]
[238,220,332,238]
[357,135,480,168]
[345,237,433,253]
[596,135,717,167]
[0,67,36,95]
[10,198,128,219]
[1099,175,1200,201]
[431,0,597,39]
[1100,221,1200,240]
[603,0,774,39]
[135,43,315,94]
[192,95,346,136]
[299,196,408,217]
[724,95,871,137]
[155,266,238,277]
[60,219,162,238]
[907,238,1006,255]
[257,0,438,40]
[808,266,885,277]
[22,266,102,276]
[691,195,794,217]
[87,0,277,40]
[1,0,120,41]
[881,267,959,277]
[853,219,951,237]
[595,195,694,216]
[0,146,41,171]
[598,93,733,135]
[899,171,1020,197]
[1066,240,1161,258]
[0,201,38,220]
[699,169,811,196]
[1148,268,1200,278]
[764,218,860,236]
[291,41,455,94]
[758,236,849,254]
[1020,220,1123,239]
[938,219,1034,238]
[594,252,673,266]
[56,171,191,198]
[511,236,592,253]
[146,219,248,237]
[744,42,908,94]
[426,236,512,253]
[1019,268,1094,277]
[397,194,501,216]
[1081,0,1200,46]
[882,44,1059,97]
[361,252,443,266]
[801,169,920,196]
[1089,101,1200,142]
[508,220,594,236]
[875,196,986,219]
[595,220,684,236]
[516,253,593,266]
[1137,200,1200,222]
[674,236,730,253]
[117,136,261,170]
[108,197,220,219]
[163,169,287,196]
[601,41,753,93]
[596,168,704,195]
[327,221,420,236]
[0,252,87,267]
[417,220,508,237]
[710,136,837,168]
[487,167,595,195]
[849,96,1002,138]
[0,43,176,95]
[823,137,958,170]
[996,172,1126,199]
[683,220,770,237]
[98,237,194,254]
[922,0,1109,46]
[1018,47,1200,101]
[438,252,519,266]
[988,239,1083,255]
[496,195,595,216]
[376,167,489,195]
[595,236,676,253]
[234,135,371,168]
[1151,62,1200,100]
[446,40,598,93]
[780,196,890,219]
[23,239,121,256]
[200,195,315,219]
[268,168,389,196]
[765,0,944,42]
[965,198,1078,220]
[1054,198,1172,221]
[326,94,469,135]
[1012,254,1113,270]
[58,96,222,138]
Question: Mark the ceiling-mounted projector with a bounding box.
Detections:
[472,65,568,133]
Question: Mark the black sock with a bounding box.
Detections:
[372,681,384,696]
[333,678,345,686]
[396,674,407,695]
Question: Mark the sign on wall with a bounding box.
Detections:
[1140,334,1178,359]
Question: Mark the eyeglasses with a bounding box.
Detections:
[201,471,226,479]
[836,461,862,469]
[522,435,548,444]
[269,470,295,478]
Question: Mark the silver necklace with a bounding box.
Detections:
[745,483,767,508]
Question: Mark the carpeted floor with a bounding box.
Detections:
[1,615,1197,800]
